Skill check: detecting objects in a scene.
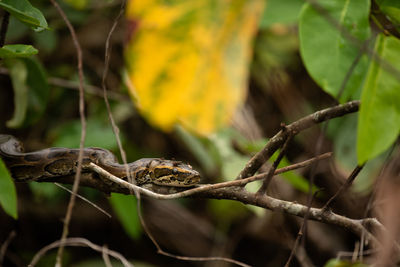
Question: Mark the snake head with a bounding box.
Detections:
[148,159,201,187]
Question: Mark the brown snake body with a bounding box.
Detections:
[0,135,200,187]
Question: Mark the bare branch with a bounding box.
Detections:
[236,100,360,180]
[157,250,251,267]
[257,130,293,194]
[29,237,133,267]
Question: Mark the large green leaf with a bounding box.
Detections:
[5,57,49,128]
[0,0,48,32]
[0,44,38,58]
[299,0,371,102]
[0,159,18,219]
[357,34,400,164]
[109,193,142,240]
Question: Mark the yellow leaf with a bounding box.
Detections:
[125,0,264,135]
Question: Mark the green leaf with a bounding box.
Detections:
[109,193,142,240]
[0,0,48,32]
[5,57,49,128]
[260,0,304,28]
[357,34,400,164]
[299,0,371,102]
[0,44,38,58]
[0,159,18,219]
[5,59,28,128]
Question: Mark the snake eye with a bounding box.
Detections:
[172,168,179,175]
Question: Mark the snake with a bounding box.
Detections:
[0,134,200,187]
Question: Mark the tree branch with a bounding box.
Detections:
[236,100,360,180]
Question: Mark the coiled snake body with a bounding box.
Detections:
[0,135,200,187]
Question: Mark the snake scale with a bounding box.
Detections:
[0,135,200,187]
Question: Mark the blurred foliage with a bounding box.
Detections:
[0,158,17,219]
[125,0,264,135]
[326,114,389,192]
[109,193,141,240]
[5,57,49,128]
[324,259,368,267]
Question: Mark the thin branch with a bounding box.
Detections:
[54,183,111,218]
[157,250,251,267]
[29,237,132,267]
[322,164,365,210]
[0,230,16,266]
[257,130,293,194]
[49,77,127,102]
[237,100,360,180]
[285,190,319,267]
[0,12,10,47]
[101,0,131,184]
[50,0,87,266]
[101,245,113,267]
[0,68,127,101]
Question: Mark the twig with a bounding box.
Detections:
[236,100,360,180]
[49,77,127,102]
[101,0,131,184]
[157,250,251,267]
[289,122,329,266]
[50,0,87,266]
[285,190,319,267]
[87,152,332,200]
[0,11,10,47]
[29,237,132,267]
[0,230,16,265]
[322,164,365,210]
[54,183,111,218]
[102,245,113,267]
[257,130,293,194]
